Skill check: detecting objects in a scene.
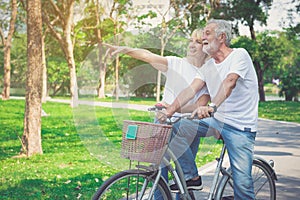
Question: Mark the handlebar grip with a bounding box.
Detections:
[155,103,166,110]
[148,103,167,111]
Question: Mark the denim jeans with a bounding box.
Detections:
[154,119,201,200]
[168,117,256,200]
[154,119,210,200]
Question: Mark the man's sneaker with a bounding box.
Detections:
[170,176,203,192]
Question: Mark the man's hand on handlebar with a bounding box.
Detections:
[191,106,214,119]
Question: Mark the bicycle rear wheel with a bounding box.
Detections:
[215,159,276,200]
[93,169,172,200]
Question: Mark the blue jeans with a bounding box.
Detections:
[154,119,211,200]
[168,118,256,200]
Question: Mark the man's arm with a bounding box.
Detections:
[192,73,240,118]
[103,43,168,72]
[211,73,239,107]
[164,78,206,117]
[180,94,210,113]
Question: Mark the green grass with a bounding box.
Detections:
[259,101,300,123]
[0,100,152,199]
[0,99,299,199]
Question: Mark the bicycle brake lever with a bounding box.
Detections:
[155,103,166,110]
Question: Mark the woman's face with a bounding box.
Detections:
[187,34,203,57]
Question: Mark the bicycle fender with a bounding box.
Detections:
[253,156,278,181]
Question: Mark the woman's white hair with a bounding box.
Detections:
[207,19,233,46]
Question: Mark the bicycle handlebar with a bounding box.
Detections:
[147,103,166,111]
[148,103,214,125]
[148,103,197,125]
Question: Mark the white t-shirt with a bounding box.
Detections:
[196,48,259,131]
[162,56,209,105]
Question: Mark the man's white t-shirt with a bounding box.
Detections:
[162,56,208,105]
[196,48,259,131]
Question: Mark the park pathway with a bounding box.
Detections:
[193,119,300,200]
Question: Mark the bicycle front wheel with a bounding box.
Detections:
[93,169,172,200]
[215,159,276,200]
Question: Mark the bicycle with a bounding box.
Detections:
[93,106,277,200]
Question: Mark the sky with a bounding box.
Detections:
[239,0,300,36]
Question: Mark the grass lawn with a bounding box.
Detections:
[258,101,300,123]
[0,99,299,199]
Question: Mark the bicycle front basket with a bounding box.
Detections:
[121,120,172,164]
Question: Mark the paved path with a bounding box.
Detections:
[193,119,300,200]
[254,119,300,200]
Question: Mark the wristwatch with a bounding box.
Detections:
[208,103,217,113]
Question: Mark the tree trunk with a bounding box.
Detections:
[115,55,120,101]
[95,0,106,99]
[113,20,120,101]
[285,93,293,101]
[250,24,265,101]
[62,0,78,107]
[98,64,106,98]
[97,43,106,98]
[64,38,78,107]
[254,60,265,102]
[156,37,166,102]
[21,0,43,156]
[98,50,109,98]
[41,34,47,103]
[249,25,256,40]
[1,0,17,100]
[2,48,11,100]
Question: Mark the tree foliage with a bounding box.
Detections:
[1,0,299,102]
[210,0,272,39]
[277,29,300,101]
[232,30,299,101]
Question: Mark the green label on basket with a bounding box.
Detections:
[126,125,138,139]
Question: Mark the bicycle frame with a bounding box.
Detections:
[153,139,228,200]
[163,148,193,200]
[207,139,227,200]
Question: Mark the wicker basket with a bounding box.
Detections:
[121,120,172,164]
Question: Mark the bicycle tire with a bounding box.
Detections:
[93,169,172,200]
[215,159,276,200]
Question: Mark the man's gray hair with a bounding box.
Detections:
[207,19,233,46]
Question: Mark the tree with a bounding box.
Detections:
[277,29,300,101]
[42,0,78,107]
[0,0,17,100]
[171,0,211,32]
[279,61,300,101]
[232,32,284,100]
[21,0,43,156]
[47,56,70,96]
[94,0,105,98]
[108,0,132,101]
[210,0,273,101]
[150,1,186,102]
[79,0,114,99]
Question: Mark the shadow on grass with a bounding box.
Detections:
[0,173,105,200]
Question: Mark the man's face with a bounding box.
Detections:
[202,23,221,56]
